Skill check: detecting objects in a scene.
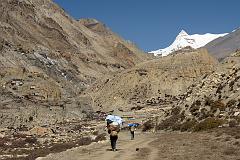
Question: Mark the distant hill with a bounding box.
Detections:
[204,28,240,60]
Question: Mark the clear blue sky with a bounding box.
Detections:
[53,0,240,51]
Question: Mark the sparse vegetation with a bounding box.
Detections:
[131,106,144,111]
[135,69,148,76]
[24,137,38,144]
[190,104,200,116]
[198,108,209,120]
[210,100,226,112]
[193,118,225,132]
[171,106,181,115]
[180,119,197,132]
[94,133,106,142]
[216,84,224,94]
[226,99,237,108]
[156,114,182,130]
[223,147,238,156]
[142,120,154,132]
[229,119,238,127]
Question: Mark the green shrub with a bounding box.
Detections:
[237,100,240,109]
[198,108,210,120]
[205,97,214,106]
[210,100,226,112]
[94,133,106,142]
[229,120,238,128]
[76,137,92,146]
[171,106,181,115]
[156,114,181,130]
[189,100,202,116]
[142,120,154,132]
[216,84,224,94]
[233,116,240,123]
[226,99,237,108]
[190,105,200,114]
[25,137,38,144]
[195,100,202,106]
[193,118,225,132]
[180,119,197,132]
[172,123,181,131]
[223,147,238,156]
[180,111,186,121]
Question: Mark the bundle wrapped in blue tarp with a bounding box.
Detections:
[127,123,140,127]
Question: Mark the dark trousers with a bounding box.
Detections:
[110,135,118,150]
[130,131,134,140]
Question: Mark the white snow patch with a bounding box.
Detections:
[149,30,228,56]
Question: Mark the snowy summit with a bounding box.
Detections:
[149,30,228,56]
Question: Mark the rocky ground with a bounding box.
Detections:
[37,128,240,160]
[0,118,107,160]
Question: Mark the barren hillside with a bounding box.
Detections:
[150,50,240,132]
[85,49,218,112]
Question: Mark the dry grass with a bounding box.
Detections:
[223,147,238,155]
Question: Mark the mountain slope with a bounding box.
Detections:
[0,0,150,128]
[85,49,218,112]
[204,28,240,60]
[150,30,227,56]
[152,51,240,132]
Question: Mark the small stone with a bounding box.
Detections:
[0,133,5,138]
[234,112,240,116]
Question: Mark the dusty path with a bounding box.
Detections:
[38,131,240,160]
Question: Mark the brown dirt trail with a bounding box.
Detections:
[37,131,240,160]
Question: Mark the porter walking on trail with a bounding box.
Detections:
[128,123,139,140]
[129,126,135,140]
[109,126,119,151]
[106,115,123,151]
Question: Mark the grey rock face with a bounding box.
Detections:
[205,28,240,60]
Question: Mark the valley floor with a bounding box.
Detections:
[37,130,240,160]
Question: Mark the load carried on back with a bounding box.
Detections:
[105,115,123,134]
[127,123,140,140]
[106,115,124,151]
[127,123,140,127]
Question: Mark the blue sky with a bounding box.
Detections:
[54,0,240,51]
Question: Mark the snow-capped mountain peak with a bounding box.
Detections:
[177,30,188,37]
[149,30,228,56]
